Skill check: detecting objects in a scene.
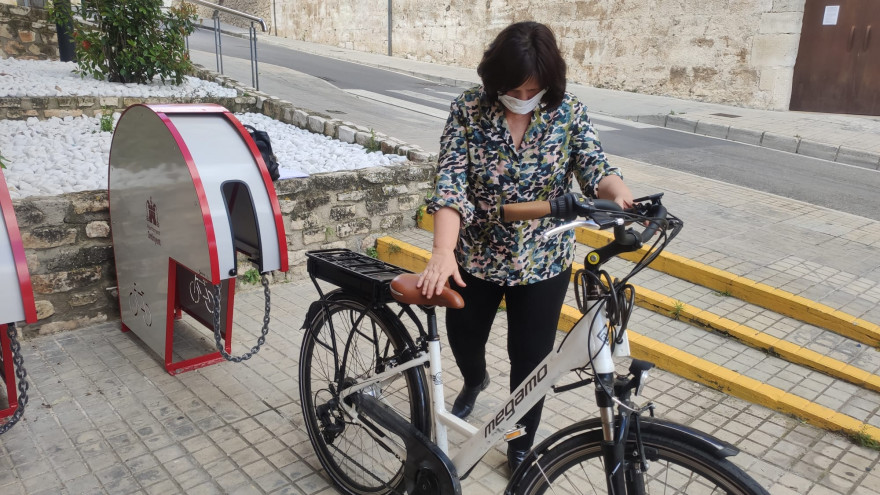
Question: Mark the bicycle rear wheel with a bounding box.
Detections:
[299,292,430,495]
[515,427,769,495]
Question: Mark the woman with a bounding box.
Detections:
[417,21,634,473]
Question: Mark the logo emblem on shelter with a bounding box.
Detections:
[146,197,159,227]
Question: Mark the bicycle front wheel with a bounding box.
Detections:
[515,428,769,495]
[299,293,430,495]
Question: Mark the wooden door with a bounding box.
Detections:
[791,0,879,115]
[850,3,878,114]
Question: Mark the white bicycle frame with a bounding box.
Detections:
[338,220,626,477]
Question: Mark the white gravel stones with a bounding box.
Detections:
[0,58,238,98]
[236,112,406,178]
[0,60,409,199]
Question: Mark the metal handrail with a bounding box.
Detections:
[184,0,267,90]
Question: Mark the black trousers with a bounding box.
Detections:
[446,265,572,451]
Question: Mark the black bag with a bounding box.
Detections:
[243,124,281,181]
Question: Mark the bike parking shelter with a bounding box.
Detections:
[109,104,288,375]
[0,168,37,429]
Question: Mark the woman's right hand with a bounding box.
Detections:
[417,247,466,297]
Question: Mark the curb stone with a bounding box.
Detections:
[796,140,840,162]
[761,132,800,153]
[638,115,880,168]
[836,146,880,169]
[695,121,730,139]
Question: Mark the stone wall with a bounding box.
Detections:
[269,0,806,111]
[12,163,433,339]
[193,0,275,34]
[0,3,57,60]
[0,94,253,120]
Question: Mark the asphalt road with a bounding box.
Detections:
[188,30,880,221]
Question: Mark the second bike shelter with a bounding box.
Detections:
[0,167,37,433]
[108,104,288,375]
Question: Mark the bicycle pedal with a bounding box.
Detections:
[503,425,527,442]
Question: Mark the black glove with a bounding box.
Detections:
[549,193,581,221]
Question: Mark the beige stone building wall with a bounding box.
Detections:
[192,0,276,34]
[268,0,806,110]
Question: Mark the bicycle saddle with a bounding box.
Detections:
[390,274,465,309]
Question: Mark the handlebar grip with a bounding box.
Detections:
[500,201,551,222]
[641,204,667,242]
[592,199,622,212]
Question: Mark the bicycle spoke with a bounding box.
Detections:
[517,429,765,495]
[325,433,406,495]
[300,294,428,495]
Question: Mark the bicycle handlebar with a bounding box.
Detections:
[640,203,667,242]
[501,193,670,244]
[499,200,551,221]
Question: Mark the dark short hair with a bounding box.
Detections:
[477,22,567,111]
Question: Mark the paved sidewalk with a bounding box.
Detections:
[1,276,878,495]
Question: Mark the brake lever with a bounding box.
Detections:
[542,219,600,240]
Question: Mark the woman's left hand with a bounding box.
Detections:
[596,174,633,209]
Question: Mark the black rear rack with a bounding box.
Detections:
[306,249,411,304]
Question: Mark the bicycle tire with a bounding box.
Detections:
[514,427,769,495]
[129,290,138,316]
[189,279,199,304]
[299,291,431,495]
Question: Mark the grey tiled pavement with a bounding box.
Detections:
[2,271,879,495]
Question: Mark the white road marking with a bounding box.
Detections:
[344,89,449,119]
[389,89,455,107]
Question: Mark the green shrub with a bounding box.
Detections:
[241,268,261,285]
[100,113,114,132]
[0,151,6,170]
[365,129,381,153]
[50,0,197,85]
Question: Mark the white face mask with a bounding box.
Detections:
[498,88,547,115]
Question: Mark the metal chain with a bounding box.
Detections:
[0,323,29,435]
[213,273,271,362]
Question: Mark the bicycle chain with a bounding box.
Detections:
[0,323,29,435]
[212,273,271,362]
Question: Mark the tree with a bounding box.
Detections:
[49,0,197,85]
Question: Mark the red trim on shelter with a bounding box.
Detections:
[0,170,36,324]
[163,259,228,376]
[0,323,19,420]
[223,112,289,272]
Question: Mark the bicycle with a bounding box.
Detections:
[189,273,216,313]
[128,282,152,327]
[299,192,769,495]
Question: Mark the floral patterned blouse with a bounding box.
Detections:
[426,86,622,286]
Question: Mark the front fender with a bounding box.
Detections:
[504,416,739,494]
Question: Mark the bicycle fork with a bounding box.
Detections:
[598,387,646,495]
[581,283,648,495]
